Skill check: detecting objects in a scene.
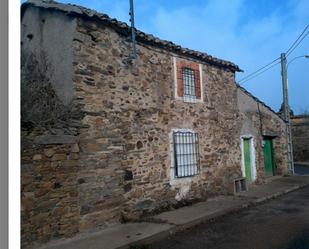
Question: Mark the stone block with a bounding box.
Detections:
[71,143,80,153]
[34,135,78,145]
[51,154,67,161]
[70,153,79,160]
[134,199,155,211]
[44,149,55,157]
[33,154,42,161]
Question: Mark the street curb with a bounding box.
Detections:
[252,183,308,204]
[115,205,250,249]
[119,205,252,249]
[121,182,309,249]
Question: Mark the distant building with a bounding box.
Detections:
[21,1,289,247]
[291,115,309,163]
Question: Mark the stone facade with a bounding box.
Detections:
[291,115,309,163]
[21,1,288,248]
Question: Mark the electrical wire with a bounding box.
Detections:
[286,25,309,56]
[237,24,309,85]
[237,57,280,84]
[237,61,281,85]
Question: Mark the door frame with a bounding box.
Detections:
[240,135,257,182]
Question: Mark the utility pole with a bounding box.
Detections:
[129,0,136,60]
[280,53,294,174]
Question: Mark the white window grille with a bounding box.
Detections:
[173,131,200,177]
[182,68,196,103]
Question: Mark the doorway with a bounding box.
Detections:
[241,136,256,182]
[263,137,275,176]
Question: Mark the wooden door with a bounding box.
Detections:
[243,138,252,182]
[263,138,274,176]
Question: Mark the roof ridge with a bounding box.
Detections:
[22,0,242,72]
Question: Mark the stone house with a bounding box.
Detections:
[291,115,309,163]
[21,1,288,247]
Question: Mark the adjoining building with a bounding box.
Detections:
[21,1,288,247]
[291,115,309,164]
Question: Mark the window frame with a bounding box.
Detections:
[182,67,197,102]
[173,57,203,103]
[172,130,200,178]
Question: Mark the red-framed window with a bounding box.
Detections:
[176,59,201,101]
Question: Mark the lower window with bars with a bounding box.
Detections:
[173,131,200,178]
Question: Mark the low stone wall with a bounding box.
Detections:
[21,132,80,247]
[291,115,309,162]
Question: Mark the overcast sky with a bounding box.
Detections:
[22,0,309,114]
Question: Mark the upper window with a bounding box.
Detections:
[173,131,200,178]
[182,68,196,102]
[175,58,202,103]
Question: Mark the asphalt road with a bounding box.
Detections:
[294,164,309,176]
[145,186,309,249]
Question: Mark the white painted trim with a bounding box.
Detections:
[173,56,203,103]
[199,63,204,103]
[240,135,257,182]
[251,138,257,181]
[173,56,180,101]
[240,138,245,177]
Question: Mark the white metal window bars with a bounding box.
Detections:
[182,68,197,103]
[173,131,200,177]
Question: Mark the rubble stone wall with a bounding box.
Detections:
[72,17,244,228]
[291,115,309,162]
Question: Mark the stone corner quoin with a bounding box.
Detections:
[20,1,289,248]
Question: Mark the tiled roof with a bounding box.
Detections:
[22,0,242,72]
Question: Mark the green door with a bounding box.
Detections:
[263,138,274,176]
[243,138,252,182]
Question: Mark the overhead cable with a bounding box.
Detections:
[286,24,309,56]
[237,57,280,84]
[237,61,281,85]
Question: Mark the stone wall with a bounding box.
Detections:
[21,132,80,246]
[73,17,243,228]
[291,115,309,162]
[21,4,288,248]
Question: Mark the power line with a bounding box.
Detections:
[287,30,309,57]
[238,61,281,85]
[237,24,309,85]
[286,24,309,56]
[237,57,280,84]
